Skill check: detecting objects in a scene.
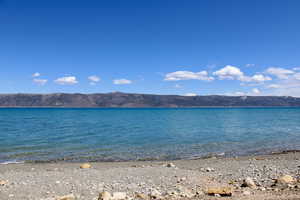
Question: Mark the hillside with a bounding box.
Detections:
[0,93,299,107]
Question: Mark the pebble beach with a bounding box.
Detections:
[1,152,300,200]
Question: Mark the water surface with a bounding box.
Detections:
[0,108,300,163]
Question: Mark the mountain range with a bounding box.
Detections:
[0,93,300,107]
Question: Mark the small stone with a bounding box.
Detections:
[207,187,232,196]
[150,189,162,199]
[196,190,204,196]
[276,175,295,184]
[98,191,112,200]
[242,177,256,188]
[112,192,127,200]
[0,180,7,186]
[175,185,195,198]
[206,167,214,172]
[135,193,149,200]
[166,163,175,168]
[259,187,266,191]
[80,163,91,169]
[56,194,75,200]
[242,190,251,196]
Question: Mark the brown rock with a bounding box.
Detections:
[98,191,112,200]
[56,194,75,200]
[135,193,149,200]
[276,175,295,184]
[0,180,7,186]
[80,163,91,169]
[207,187,233,196]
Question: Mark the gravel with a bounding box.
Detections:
[0,152,300,200]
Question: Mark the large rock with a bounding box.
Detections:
[98,191,112,200]
[80,163,91,169]
[276,175,295,184]
[207,187,233,196]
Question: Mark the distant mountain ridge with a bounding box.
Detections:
[0,93,300,107]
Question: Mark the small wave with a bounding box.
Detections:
[0,160,25,165]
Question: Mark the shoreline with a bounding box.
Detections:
[1,152,300,200]
[2,148,300,165]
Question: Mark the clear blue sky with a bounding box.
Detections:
[1,0,300,96]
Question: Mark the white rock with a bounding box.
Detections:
[206,167,214,172]
[56,194,75,200]
[150,189,162,199]
[166,163,175,168]
[243,177,256,188]
[112,192,127,200]
[98,191,112,200]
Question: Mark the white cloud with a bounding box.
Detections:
[234,92,246,96]
[213,65,271,83]
[293,67,300,71]
[213,65,244,80]
[224,91,246,96]
[174,84,182,88]
[33,78,48,85]
[263,72,300,96]
[113,79,132,85]
[294,73,300,80]
[32,72,41,77]
[164,70,214,81]
[226,89,261,96]
[183,93,198,96]
[246,64,255,67]
[240,74,272,82]
[54,76,78,85]
[252,88,260,94]
[266,84,281,89]
[88,75,100,82]
[266,67,294,79]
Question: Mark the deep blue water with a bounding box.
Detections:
[0,108,300,163]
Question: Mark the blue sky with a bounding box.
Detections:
[1,0,300,96]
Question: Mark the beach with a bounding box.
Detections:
[0,152,300,200]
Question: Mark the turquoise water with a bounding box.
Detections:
[0,108,300,163]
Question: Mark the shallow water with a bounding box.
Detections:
[0,108,300,162]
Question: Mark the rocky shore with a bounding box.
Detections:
[0,152,300,200]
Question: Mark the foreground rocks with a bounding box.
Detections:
[1,152,300,200]
[207,187,233,196]
[276,175,295,184]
